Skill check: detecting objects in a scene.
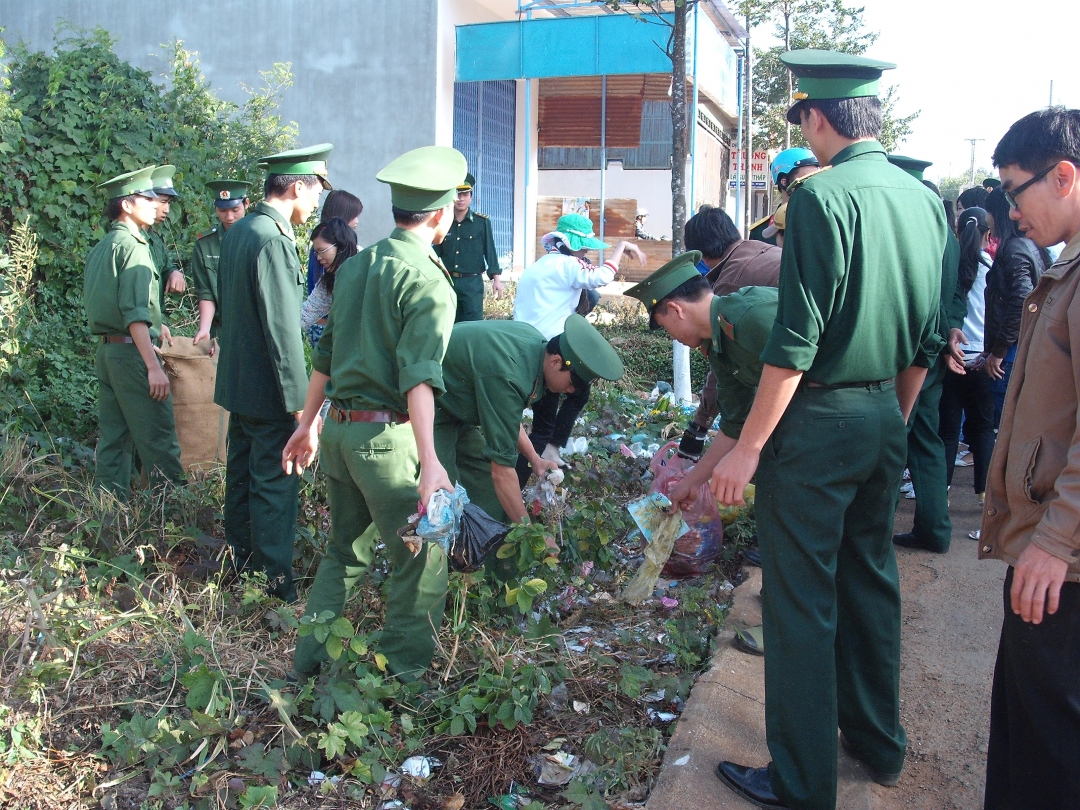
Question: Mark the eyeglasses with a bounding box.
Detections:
[314,244,336,256]
[1004,163,1056,210]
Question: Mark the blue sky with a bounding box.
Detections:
[753,0,1078,182]
[859,0,1077,181]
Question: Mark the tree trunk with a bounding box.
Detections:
[669,2,688,256]
[784,7,792,148]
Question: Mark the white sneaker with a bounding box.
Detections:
[900,481,914,496]
[955,451,973,467]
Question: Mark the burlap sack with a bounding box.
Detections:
[160,337,228,471]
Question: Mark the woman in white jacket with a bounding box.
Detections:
[513,213,645,482]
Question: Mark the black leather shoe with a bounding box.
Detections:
[743,547,762,567]
[894,535,946,557]
[715,762,790,809]
[892,532,935,551]
[839,734,901,787]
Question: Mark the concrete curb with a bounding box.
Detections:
[646,567,876,810]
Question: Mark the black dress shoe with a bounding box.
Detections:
[743,547,762,567]
[715,761,790,809]
[892,532,935,551]
[839,733,901,786]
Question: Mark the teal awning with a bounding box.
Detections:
[456,14,675,82]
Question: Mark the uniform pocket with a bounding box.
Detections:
[1006,437,1042,507]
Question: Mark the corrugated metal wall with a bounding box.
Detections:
[453,80,516,265]
[539,100,674,169]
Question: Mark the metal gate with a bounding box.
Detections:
[453,80,516,266]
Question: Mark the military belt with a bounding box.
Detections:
[100,335,134,344]
[450,271,484,278]
[328,406,410,425]
[804,378,893,390]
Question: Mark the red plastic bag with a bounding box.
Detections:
[647,442,724,577]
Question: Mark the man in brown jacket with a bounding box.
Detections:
[980,107,1080,810]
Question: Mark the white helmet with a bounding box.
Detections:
[636,207,648,217]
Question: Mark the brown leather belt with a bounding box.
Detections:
[450,271,483,278]
[328,406,409,425]
[805,378,893,390]
[100,335,134,344]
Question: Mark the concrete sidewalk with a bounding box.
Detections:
[646,566,874,810]
[646,463,1002,810]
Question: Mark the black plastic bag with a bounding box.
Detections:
[450,503,511,572]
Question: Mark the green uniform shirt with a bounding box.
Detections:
[438,320,548,466]
[433,209,500,277]
[760,141,945,382]
[83,220,162,340]
[315,228,456,412]
[190,226,223,315]
[707,286,778,440]
[147,225,180,317]
[213,201,308,419]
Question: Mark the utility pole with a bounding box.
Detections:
[965,138,984,186]
[1049,80,1054,107]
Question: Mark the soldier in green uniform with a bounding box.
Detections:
[214,145,332,602]
[627,253,779,656]
[887,155,964,554]
[436,314,623,525]
[433,173,503,322]
[191,180,251,352]
[148,165,187,318]
[707,51,947,810]
[282,146,466,682]
[83,165,185,496]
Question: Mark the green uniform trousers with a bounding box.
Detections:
[293,418,449,681]
[901,362,952,552]
[94,342,184,496]
[756,384,907,810]
[433,415,508,523]
[453,274,486,323]
[224,414,299,601]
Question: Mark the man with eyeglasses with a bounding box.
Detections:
[979,107,1080,810]
[433,172,503,322]
[83,165,185,496]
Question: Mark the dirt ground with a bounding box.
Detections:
[878,462,1006,810]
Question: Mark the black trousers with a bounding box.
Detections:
[515,382,590,486]
[939,366,995,493]
[984,568,1080,810]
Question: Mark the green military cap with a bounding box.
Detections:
[151,164,179,197]
[98,165,159,200]
[258,143,334,189]
[887,154,933,180]
[376,146,468,212]
[782,49,895,124]
[206,179,252,209]
[557,314,624,384]
[624,251,703,330]
[457,172,475,192]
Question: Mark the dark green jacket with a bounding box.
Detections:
[707,287,778,439]
[438,320,547,466]
[315,228,456,412]
[434,209,500,277]
[83,221,161,340]
[213,201,308,419]
[147,225,180,318]
[761,141,946,383]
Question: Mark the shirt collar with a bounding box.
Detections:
[112,220,148,244]
[1043,230,1080,280]
[254,200,294,240]
[828,140,886,166]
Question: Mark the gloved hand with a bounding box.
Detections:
[677,423,708,461]
[541,443,567,467]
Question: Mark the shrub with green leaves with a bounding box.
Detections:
[0,26,298,442]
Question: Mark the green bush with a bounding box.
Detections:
[0,26,299,443]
